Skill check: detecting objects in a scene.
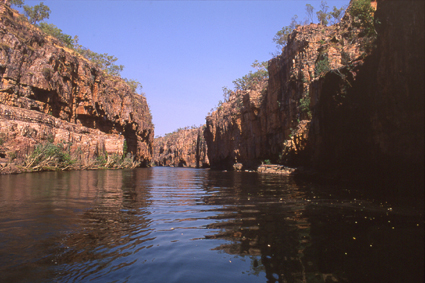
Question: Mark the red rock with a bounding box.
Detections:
[153,126,209,168]
[0,4,154,170]
[205,0,424,189]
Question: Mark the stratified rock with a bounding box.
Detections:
[205,2,365,170]
[205,81,266,170]
[0,4,154,168]
[205,0,424,189]
[307,0,424,183]
[153,126,209,168]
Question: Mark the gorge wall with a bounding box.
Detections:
[306,0,424,184]
[0,4,154,170]
[153,126,209,168]
[205,0,424,187]
[205,0,366,170]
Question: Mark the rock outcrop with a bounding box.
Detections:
[307,0,424,184]
[205,1,365,170]
[205,0,424,187]
[0,4,154,170]
[153,126,209,168]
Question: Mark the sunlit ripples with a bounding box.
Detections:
[0,168,423,283]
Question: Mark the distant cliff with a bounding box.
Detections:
[153,126,209,168]
[0,4,154,172]
[205,0,424,186]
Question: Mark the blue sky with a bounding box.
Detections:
[16,0,350,137]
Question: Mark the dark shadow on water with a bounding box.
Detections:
[0,169,422,283]
[201,171,424,283]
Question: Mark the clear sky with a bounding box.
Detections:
[15,0,350,137]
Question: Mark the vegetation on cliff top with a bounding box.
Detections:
[9,0,144,96]
[273,1,346,52]
[349,0,377,36]
[205,0,379,169]
[158,124,205,139]
[210,1,351,115]
[23,2,50,24]
[212,60,268,115]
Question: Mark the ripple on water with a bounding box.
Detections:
[0,168,423,283]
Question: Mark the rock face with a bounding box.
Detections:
[205,2,365,170]
[205,0,424,187]
[307,0,424,183]
[153,126,209,168]
[0,4,154,168]
[204,81,267,169]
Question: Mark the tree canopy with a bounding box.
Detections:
[124,79,143,94]
[18,2,143,94]
[305,4,314,24]
[316,1,330,26]
[273,1,346,52]
[38,22,73,48]
[9,0,24,7]
[349,0,376,36]
[24,2,50,24]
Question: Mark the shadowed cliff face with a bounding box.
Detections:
[307,0,424,186]
[0,4,154,167]
[205,0,424,189]
[205,2,365,170]
[153,126,209,168]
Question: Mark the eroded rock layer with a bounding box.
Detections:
[307,0,424,182]
[205,0,424,187]
[205,2,365,170]
[0,4,154,168]
[153,126,209,168]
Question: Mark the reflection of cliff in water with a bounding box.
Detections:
[44,169,154,282]
[200,172,424,283]
[201,172,314,283]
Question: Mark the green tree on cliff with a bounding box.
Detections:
[24,2,50,24]
[72,36,124,76]
[305,4,315,24]
[349,0,376,36]
[10,0,24,7]
[272,14,301,51]
[273,1,347,54]
[80,49,124,76]
[316,1,330,25]
[273,26,293,50]
[124,78,143,94]
[222,87,232,102]
[329,6,346,25]
[38,22,73,48]
[232,60,268,91]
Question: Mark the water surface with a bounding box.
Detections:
[0,168,423,282]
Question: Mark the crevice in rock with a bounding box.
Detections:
[31,87,63,118]
[123,123,137,156]
[195,131,200,168]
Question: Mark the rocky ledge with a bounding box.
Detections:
[204,0,424,191]
[0,4,154,173]
[257,164,296,175]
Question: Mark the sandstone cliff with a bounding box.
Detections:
[153,126,209,168]
[0,4,154,171]
[205,1,366,170]
[205,0,424,187]
[307,0,424,184]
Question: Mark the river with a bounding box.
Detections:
[0,168,423,283]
